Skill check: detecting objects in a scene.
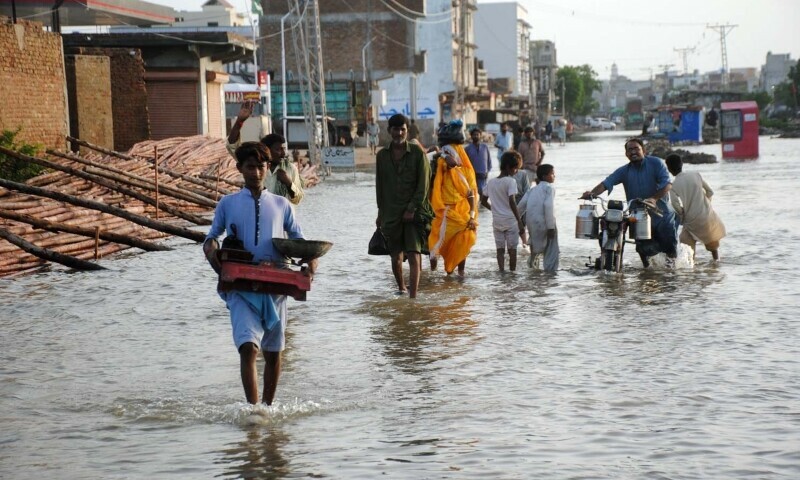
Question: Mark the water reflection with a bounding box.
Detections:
[216,427,290,479]
[364,289,480,377]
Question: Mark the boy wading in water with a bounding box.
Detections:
[203,142,317,405]
[481,151,525,271]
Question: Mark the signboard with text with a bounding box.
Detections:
[321,146,355,167]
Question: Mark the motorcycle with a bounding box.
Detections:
[575,196,662,272]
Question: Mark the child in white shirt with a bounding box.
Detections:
[480,151,525,271]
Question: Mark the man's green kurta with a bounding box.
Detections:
[375,141,433,251]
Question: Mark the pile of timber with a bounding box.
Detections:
[0,135,319,277]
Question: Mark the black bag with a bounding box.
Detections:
[368,227,389,255]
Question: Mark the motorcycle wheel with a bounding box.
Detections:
[601,249,615,271]
[614,241,625,273]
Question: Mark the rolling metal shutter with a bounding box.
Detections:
[147,81,198,140]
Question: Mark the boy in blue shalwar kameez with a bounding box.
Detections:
[203,142,316,405]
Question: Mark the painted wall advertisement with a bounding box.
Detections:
[378,94,439,121]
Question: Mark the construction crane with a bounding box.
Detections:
[287,0,329,166]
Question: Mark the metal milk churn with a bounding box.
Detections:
[630,208,651,240]
[575,203,599,239]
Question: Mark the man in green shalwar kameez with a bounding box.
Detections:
[375,114,433,298]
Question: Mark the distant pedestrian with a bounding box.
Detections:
[494,123,514,161]
[366,119,380,155]
[544,120,553,146]
[517,126,545,185]
[518,164,559,272]
[480,151,525,272]
[665,154,726,262]
[465,127,492,196]
[408,119,421,142]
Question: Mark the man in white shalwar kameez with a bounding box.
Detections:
[518,164,559,271]
[665,154,726,261]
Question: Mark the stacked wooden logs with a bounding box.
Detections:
[0,135,321,277]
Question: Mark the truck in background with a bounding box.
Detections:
[624,99,644,131]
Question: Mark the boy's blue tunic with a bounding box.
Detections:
[206,188,304,337]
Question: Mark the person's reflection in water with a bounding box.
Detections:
[367,294,479,393]
[217,427,290,479]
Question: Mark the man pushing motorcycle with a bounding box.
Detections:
[580,138,679,268]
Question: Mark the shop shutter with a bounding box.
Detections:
[147,81,198,140]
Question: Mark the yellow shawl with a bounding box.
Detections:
[428,144,478,273]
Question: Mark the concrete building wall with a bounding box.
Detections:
[65,55,114,153]
[0,18,68,151]
[474,1,530,96]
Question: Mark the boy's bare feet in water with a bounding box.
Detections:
[430,256,438,271]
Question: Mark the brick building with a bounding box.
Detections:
[0,18,69,151]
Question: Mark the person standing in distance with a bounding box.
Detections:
[464,127,492,197]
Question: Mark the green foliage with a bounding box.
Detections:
[0,129,45,182]
[772,59,800,108]
[556,65,601,117]
[742,91,772,110]
[759,117,788,129]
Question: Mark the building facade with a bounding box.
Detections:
[530,39,557,121]
[473,2,530,98]
[760,52,794,92]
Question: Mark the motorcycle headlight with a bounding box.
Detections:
[606,209,623,223]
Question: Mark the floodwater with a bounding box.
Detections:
[1,131,799,479]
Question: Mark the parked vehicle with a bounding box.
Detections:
[589,117,616,130]
[575,196,661,272]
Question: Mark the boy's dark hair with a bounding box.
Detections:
[665,153,683,173]
[524,126,535,133]
[470,127,482,134]
[500,151,521,172]
[234,141,270,166]
[387,113,409,128]
[536,163,554,181]
[624,137,645,151]
[260,133,285,148]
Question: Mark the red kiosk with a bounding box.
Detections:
[720,101,759,159]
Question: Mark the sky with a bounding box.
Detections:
[151,0,800,81]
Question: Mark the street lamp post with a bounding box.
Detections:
[561,78,566,118]
[280,10,292,133]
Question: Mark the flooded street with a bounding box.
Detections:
[1,131,799,479]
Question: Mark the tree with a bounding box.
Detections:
[742,91,772,110]
[0,129,45,182]
[556,65,601,117]
[772,59,799,108]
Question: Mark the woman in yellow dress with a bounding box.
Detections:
[428,120,478,276]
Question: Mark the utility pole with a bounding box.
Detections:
[561,78,565,118]
[452,1,467,120]
[287,0,329,165]
[707,23,737,89]
[673,46,695,75]
[657,63,674,104]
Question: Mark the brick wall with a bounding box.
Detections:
[0,18,68,151]
[65,55,114,153]
[67,47,150,151]
[261,0,417,76]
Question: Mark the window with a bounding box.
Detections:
[720,110,742,141]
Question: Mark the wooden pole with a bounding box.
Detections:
[94,226,100,260]
[0,209,172,251]
[47,149,233,198]
[0,178,208,242]
[63,136,232,196]
[0,227,106,271]
[0,146,211,225]
[154,145,160,220]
